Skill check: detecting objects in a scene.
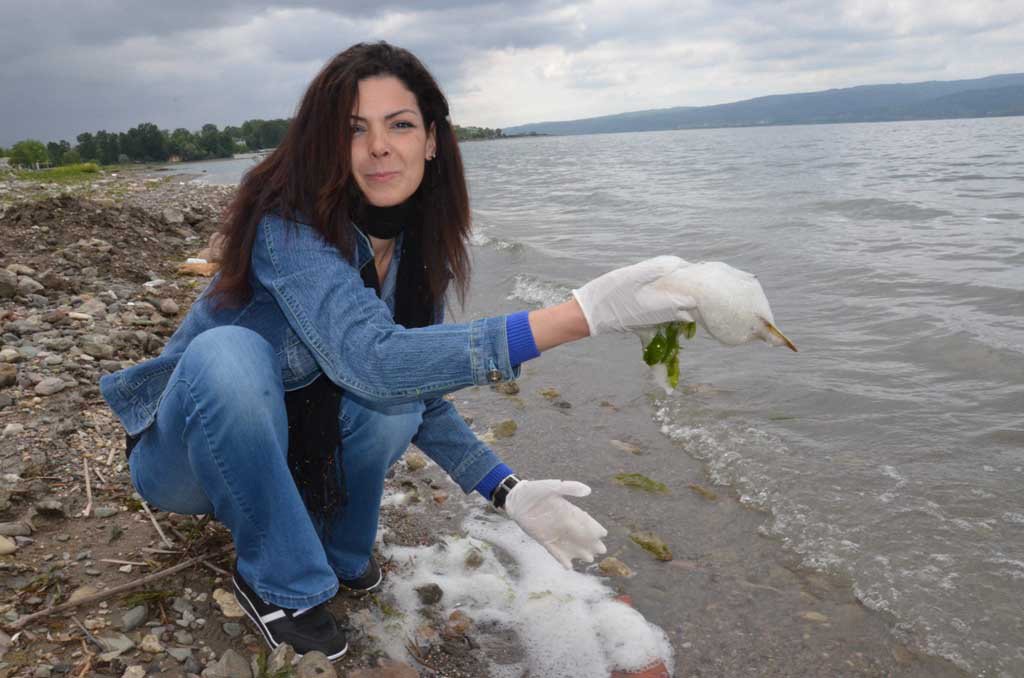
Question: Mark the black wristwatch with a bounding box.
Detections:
[491,474,520,510]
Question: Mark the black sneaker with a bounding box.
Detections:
[232,566,348,660]
[339,557,383,595]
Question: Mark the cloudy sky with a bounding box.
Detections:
[1,0,1022,146]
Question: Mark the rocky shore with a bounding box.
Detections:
[0,170,513,677]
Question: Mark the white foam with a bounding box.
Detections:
[367,507,673,677]
[507,275,572,308]
[469,227,520,251]
[1001,511,1024,525]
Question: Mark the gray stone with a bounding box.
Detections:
[119,605,148,632]
[35,498,65,516]
[296,651,337,677]
[0,363,15,387]
[404,451,428,472]
[0,535,16,555]
[173,630,193,645]
[78,297,108,316]
[415,583,444,606]
[158,298,179,316]
[0,522,32,537]
[6,264,35,276]
[2,423,24,438]
[464,547,485,569]
[16,345,39,360]
[93,505,118,518]
[166,646,192,663]
[34,377,66,396]
[80,335,114,359]
[201,648,252,678]
[17,276,44,295]
[183,655,203,674]
[97,631,135,655]
[0,348,21,363]
[0,393,12,410]
[267,642,296,672]
[33,666,52,678]
[163,207,185,225]
[172,597,195,616]
[139,632,163,653]
[0,270,16,298]
[221,622,243,637]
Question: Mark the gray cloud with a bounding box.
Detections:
[1,1,1021,146]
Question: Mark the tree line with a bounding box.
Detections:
[0,119,509,169]
[0,118,290,168]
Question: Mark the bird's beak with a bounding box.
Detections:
[762,319,798,352]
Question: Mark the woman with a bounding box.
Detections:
[100,42,693,660]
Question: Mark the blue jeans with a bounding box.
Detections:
[128,326,424,609]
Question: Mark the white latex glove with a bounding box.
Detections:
[571,255,696,335]
[504,479,608,569]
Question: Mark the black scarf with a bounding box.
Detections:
[284,202,435,522]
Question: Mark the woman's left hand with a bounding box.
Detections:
[504,479,608,569]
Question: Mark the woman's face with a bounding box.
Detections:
[350,75,437,207]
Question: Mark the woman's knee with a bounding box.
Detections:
[341,397,423,469]
[130,450,213,515]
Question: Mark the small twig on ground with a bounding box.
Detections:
[79,457,92,518]
[70,615,104,652]
[105,445,117,466]
[99,558,148,567]
[73,639,94,678]
[141,500,174,549]
[198,558,229,577]
[91,466,108,485]
[5,545,233,631]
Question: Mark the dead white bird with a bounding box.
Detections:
[656,261,796,351]
[638,260,796,392]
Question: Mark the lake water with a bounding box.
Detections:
[173,117,1024,676]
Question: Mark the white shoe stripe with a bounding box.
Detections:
[260,610,286,623]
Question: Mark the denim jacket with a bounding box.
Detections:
[99,213,518,493]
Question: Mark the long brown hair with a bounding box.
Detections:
[211,42,471,308]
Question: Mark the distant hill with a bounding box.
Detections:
[502,74,1024,136]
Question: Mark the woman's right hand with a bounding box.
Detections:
[571,256,696,335]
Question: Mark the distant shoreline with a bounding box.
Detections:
[501,111,1024,139]
[502,73,1024,137]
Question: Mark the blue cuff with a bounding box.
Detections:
[475,463,515,500]
[505,311,540,367]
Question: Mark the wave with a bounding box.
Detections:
[469,227,522,251]
[507,275,573,308]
